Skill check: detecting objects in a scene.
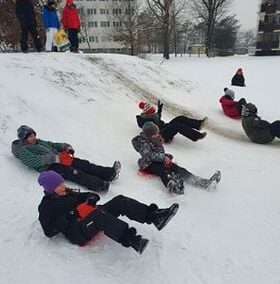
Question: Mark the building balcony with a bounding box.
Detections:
[256,41,279,50]
[258,22,280,32]
[260,2,280,12]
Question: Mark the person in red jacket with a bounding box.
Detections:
[61,0,80,52]
[219,88,247,119]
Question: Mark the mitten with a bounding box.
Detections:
[164,157,173,169]
[157,99,163,114]
[165,153,173,160]
[87,194,100,206]
[59,151,74,166]
[66,147,75,155]
[41,153,59,165]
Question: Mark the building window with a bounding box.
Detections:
[87,8,96,15]
[101,36,112,42]
[100,21,110,27]
[100,9,109,14]
[113,35,123,41]
[89,36,99,42]
[112,8,122,15]
[125,8,134,15]
[88,21,98,27]
[113,21,122,27]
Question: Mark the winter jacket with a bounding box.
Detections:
[219,96,240,118]
[131,132,165,169]
[231,74,245,87]
[61,4,80,29]
[38,191,99,245]
[242,114,274,144]
[136,113,166,130]
[11,138,70,172]
[41,6,60,29]
[15,0,37,27]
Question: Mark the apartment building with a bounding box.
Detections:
[75,0,135,52]
[256,0,280,55]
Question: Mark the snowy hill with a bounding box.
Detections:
[0,53,280,284]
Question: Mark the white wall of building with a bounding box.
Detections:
[75,0,134,51]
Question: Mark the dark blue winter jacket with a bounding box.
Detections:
[41,6,60,29]
[15,0,37,27]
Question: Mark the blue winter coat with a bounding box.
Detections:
[41,6,60,29]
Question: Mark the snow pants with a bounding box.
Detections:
[145,162,192,187]
[20,24,42,52]
[67,195,150,245]
[45,27,58,51]
[68,28,79,52]
[269,121,280,138]
[48,157,114,191]
[160,116,204,142]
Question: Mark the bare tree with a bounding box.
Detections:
[110,0,142,55]
[190,0,232,56]
[137,7,162,53]
[147,0,175,59]
[237,29,256,49]
[77,7,92,51]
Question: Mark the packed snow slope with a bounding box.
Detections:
[0,53,279,284]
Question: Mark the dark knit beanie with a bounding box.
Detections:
[142,122,159,137]
[38,171,64,194]
[17,125,36,141]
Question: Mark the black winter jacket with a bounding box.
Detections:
[231,74,245,87]
[15,0,37,27]
[38,191,99,244]
[136,113,166,130]
[241,114,274,144]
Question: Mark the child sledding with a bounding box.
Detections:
[136,100,207,143]
[219,88,247,118]
[231,68,246,87]
[11,125,121,192]
[241,103,280,144]
[132,122,221,194]
[38,170,179,255]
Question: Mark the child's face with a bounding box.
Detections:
[151,132,160,138]
[54,183,67,196]
[26,133,36,144]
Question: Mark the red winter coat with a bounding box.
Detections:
[219,96,240,118]
[62,5,80,29]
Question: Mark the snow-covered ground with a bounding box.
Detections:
[0,53,279,284]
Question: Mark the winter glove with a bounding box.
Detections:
[86,194,100,206]
[41,153,59,165]
[58,151,74,166]
[67,210,79,223]
[164,156,173,169]
[64,145,75,155]
[157,99,163,115]
[165,153,173,160]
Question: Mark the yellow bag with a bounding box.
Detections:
[53,29,71,51]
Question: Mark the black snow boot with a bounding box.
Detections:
[130,235,149,255]
[152,203,179,231]
[121,227,149,255]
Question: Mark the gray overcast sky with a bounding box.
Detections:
[233,0,260,30]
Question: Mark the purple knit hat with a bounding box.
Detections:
[38,171,64,194]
